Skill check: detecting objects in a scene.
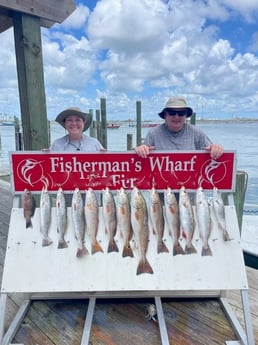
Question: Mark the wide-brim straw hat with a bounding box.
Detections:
[55,107,92,132]
[158,97,193,118]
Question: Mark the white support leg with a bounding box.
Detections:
[155,296,170,345]
[80,297,96,345]
[0,293,7,344]
[241,290,255,345]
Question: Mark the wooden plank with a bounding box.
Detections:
[0,0,76,23]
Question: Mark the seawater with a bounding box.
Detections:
[0,121,257,206]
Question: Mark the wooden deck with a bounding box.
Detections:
[0,181,257,345]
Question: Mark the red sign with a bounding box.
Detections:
[10,151,236,193]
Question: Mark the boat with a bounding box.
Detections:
[0,120,15,126]
[107,123,120,129]
[141,123,159,128]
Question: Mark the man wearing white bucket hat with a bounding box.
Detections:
[51,107,104,151]
[135,96,224,159]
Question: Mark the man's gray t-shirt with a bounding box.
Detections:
[143,123,212,150]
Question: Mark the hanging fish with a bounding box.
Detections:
[22,189,36,229]
[40,187,52,247]
[131,187,153,275]
[56,187,68,249]
[212,187,230,241]
[72,188,88,257]
[85,188,103,255]
[179,186,197,254]
[149,187,169,254]
[164,187,184,255]
[116,187,134,258]
[102,187,119,253]
[196,186,212,256]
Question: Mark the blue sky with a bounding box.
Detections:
[1,0,258,121]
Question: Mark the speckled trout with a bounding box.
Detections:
[116,187,134,258]
[149,187,169,254]
[164,187,184,255]
[196,186,212,256]
[103,187,119,253]
[212,187,230,241]
[56,187,68,249]
[40,187,52,247]
[72,188,88,257]
[85,188,103,255]
[131,187,153,275]
[179,186,196,254]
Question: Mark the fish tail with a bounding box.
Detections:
[42,237,53,247]
[76,245,89,258]
[57,240,68,249]
[184,243,197,255]
[201,245,212,256]
[92,242,104,255]
[26,218,33,229]
[107,239,119,253]
[223,231,231,241]
[122,244,134,258]
[157,240,169,254]
[136,258,154,275]
[173,243,185,256]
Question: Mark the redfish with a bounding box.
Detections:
[103,187,118,253]
[22,189,36,229]
[196,186,212,256]
[149,187,169,254]
[116,187,134,258]
[56,187,68,249]
[164,187,184,255]
[179,186,196,254]
[85,188,103,254]
[131,187,153,275]
[40,187,52,247]
[72,188,88,257]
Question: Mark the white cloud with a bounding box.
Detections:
[0,0,258,120]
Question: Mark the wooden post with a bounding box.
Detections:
[89,109,96,138]
[100,98,107,149]
[136,101,142,146]
[95,109,101,142]
[190,112,196,125]
[127,134,133,150]
[13,12,49,150]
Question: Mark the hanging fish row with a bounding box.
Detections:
[22,185,230,261]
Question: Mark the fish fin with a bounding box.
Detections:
[42,237,53,247]
[201,245,212,256]
[107,239,119,253]
[92,242,104,255]
[184,243,197,254]
[122,244,134,258]
[157,241,169,254]
[137,258,154,275]
[57,240,68,249]
[173,243,185,256]
[76,245,89,257]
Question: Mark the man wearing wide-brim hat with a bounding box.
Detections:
[51,107,104,152]
[135,96,224,160]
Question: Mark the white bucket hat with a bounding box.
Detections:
[55,107,92,132]
[158,97,193,118]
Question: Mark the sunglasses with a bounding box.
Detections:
[166,109,187,117]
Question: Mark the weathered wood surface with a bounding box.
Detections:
[0,182,257,345]
[0,0,76,26]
